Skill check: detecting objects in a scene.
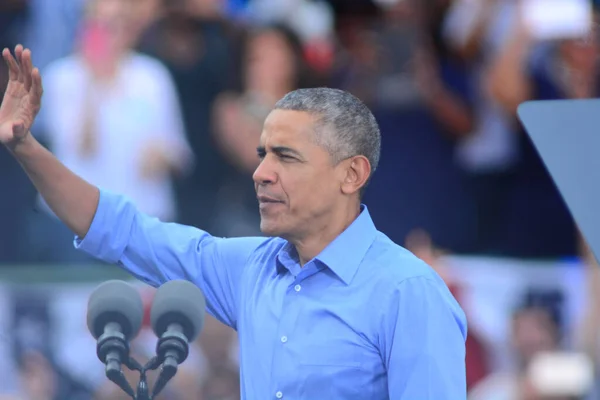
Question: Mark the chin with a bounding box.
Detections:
[259,224,278,237]
[259,220,284,237]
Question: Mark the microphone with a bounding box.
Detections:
[87,280,144,397]
[149,280,206,397]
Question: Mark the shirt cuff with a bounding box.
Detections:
[73,189,135,264]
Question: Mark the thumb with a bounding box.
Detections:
[13,120,26,139]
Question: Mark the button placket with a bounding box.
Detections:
[270,274,301,400]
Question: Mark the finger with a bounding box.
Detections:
[21,48,33,92]
[30,67,43,106]
[2,48,19,81]
[14,44,23,83]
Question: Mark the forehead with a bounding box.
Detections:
[259,109,318,147]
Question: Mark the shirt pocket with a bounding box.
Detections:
[296,344,369,400]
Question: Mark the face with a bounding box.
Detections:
[511,308,558,365]
[246,30,297,92]
[87,0,150,52]
[253,110,348,240]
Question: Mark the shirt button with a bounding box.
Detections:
[281,336,287,343]
[276,391,283,398]
[294,284,301,292]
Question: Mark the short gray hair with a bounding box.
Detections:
[274,88,381,195]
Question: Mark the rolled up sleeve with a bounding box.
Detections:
[75,190,136,263]
[75,189,267,329]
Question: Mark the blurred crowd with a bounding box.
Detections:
[1,0,600,399]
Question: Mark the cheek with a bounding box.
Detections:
[284,170,336,208]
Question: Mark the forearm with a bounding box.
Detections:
[487,32,532,114]
[9,134,99,238]
[424,88,474,138]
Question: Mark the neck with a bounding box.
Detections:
[292,201,362,266]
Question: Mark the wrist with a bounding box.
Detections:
[8,132,37,157]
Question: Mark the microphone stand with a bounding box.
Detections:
[97,325,189,399]
[103,355,176,400]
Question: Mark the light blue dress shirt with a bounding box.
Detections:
[76,190,468,399]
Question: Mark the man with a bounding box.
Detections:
[0,45,467,399]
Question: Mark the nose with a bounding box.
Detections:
[253,157,277,186]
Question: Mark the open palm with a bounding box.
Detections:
[0,45,43,146]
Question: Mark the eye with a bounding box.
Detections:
[279,154,296,162]
[257,150,266,159]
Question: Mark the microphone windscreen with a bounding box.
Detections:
[150,280,206,342]
[87,280,144,340]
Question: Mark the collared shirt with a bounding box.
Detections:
[76,190,468,400]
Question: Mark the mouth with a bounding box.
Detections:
[257,195,284,210]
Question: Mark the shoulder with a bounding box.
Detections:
[361,233,466,322]
[127,52,170,74]
[42,55,82,84]
[361,232,442,284]
[125,52,175,87]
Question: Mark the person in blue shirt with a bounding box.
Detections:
[0,45,467,399]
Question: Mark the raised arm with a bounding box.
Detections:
[1,45,267,328]
[485,15,533,115]
[1,45,99,238]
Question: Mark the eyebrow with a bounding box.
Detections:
[257,146,304,158]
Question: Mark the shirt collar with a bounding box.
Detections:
[276,204,378,285]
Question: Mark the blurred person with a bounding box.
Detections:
[574,237,600,400]
[22,0,193,264]
[137,0,241,235]
[211,24,308,237]
[469,292,564,400]
[200,364,240,400]
[21,0,88,74]
[8,291,93,400]
[197,315,238,369]
[245,0,335,73]
[483,5,600,258]
[441,0,521,255]
[328,2,382,106]
[213,24,306,174]
[442,0,517,62]
[358,0,478,253]
[0,42,467,400]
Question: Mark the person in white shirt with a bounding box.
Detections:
[38,0,192,222]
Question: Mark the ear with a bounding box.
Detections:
[340,156,371,196]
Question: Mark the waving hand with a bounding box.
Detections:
[0,45,43,147]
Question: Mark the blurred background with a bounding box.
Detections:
[1,0,600,399]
